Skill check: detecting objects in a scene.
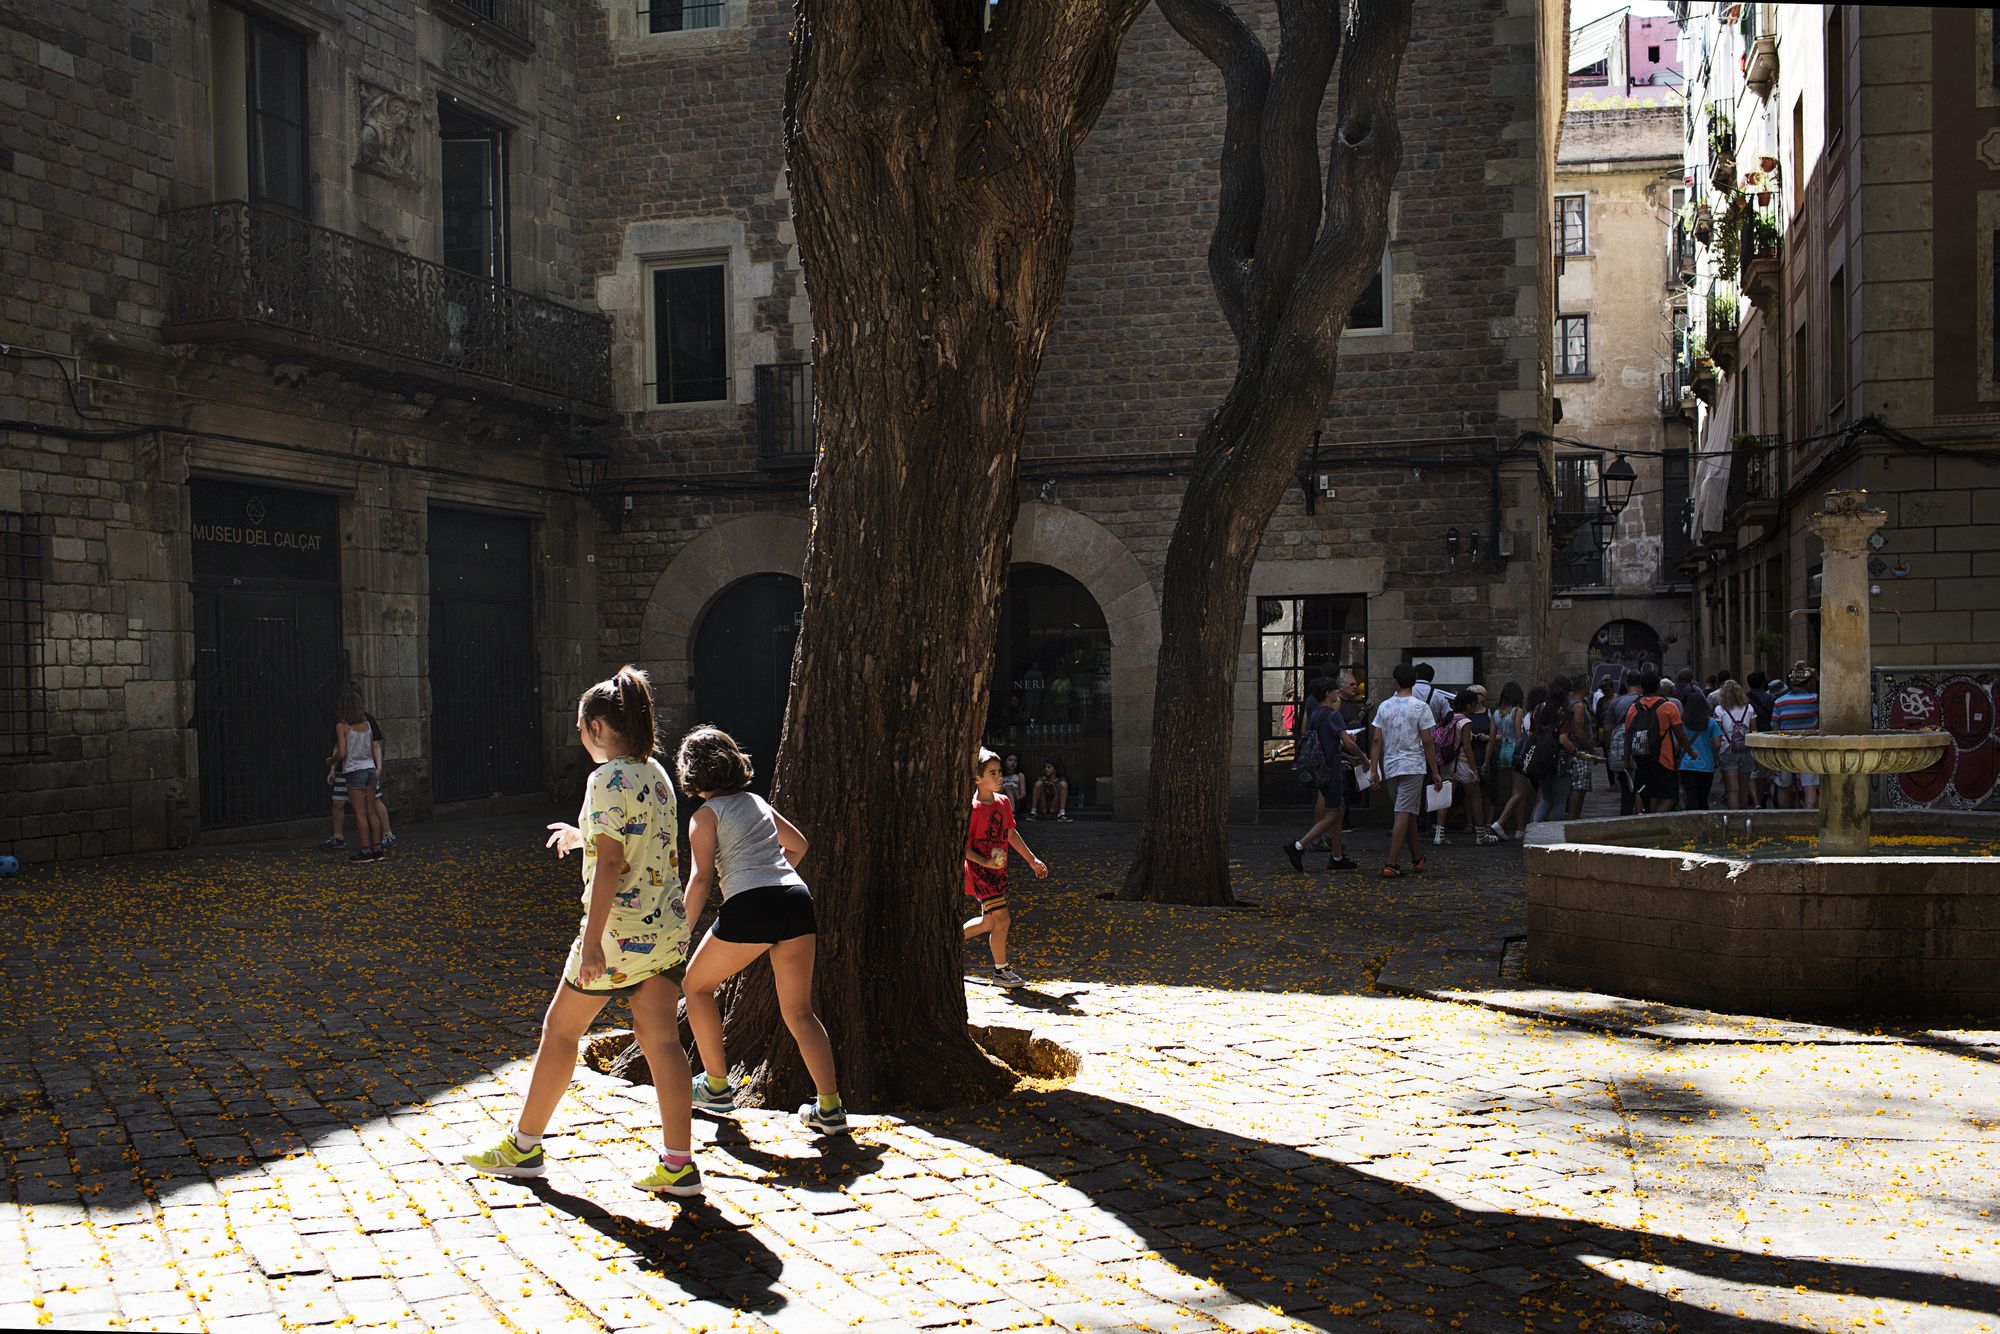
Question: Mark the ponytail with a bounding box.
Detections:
[579,665,657,760]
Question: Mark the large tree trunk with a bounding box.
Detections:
[718,0,1148,1110]
[1120,0,1413,905]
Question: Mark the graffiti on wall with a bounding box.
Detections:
[1873,670,1999,809]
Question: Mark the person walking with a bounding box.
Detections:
[1714,680,1759,809]
[1487,683,1528,839]
[1563,677,1602,820]
[1623,672,1692,813]
[1282,676,1366,871]
[964,747,1049,987]
[1772,663,1822,810]
[1746,670,1779,807]
[1600,673,1643,816]
[1678,693,1721,810]
[678,724,849,1136]
[465,667,700,1195]
[1370,663,1443,878]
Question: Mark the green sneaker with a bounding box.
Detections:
[634,1156,703,1197]
[691,1073,736,1114]
[464,1132,545,1178]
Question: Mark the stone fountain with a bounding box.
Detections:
[1746,491,1949,854]
[1523,491,1997,1017]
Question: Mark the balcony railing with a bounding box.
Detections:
[435,0,537,53]
[1660,365,1694,419]
[1672,223,1697,282]
[162,201,612,415]
[754,362,814,470]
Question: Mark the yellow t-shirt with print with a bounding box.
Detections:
[569,756,686,988]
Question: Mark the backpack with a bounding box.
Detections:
[1513,723,1559,779]
[1291,706,1336,789]
[1719,704,1752,752]
[1628,698,1666,762]
[1429,718,1462,774]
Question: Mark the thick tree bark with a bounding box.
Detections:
[1121,0,1413,904]
[718,0,1150,1109]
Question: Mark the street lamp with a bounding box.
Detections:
[563,441,610,495]
[1589,513,1617,554]
[1599,454,1638,519]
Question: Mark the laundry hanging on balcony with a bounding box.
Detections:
[1691,373,1737,539]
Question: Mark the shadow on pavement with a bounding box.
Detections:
[705,1118,887,1192]
[524,1180,786,1313]
[908,1087,2000,1333]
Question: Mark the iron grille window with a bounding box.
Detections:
[245,12,309,216]
[441,104,509,283]
[1555,194,1587,256]
[1555,315,1590,378]
[649,262,728,404]
[1,513,49,758]
[645,0,723,32]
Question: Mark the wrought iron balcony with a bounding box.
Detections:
[435,0,537,54]
[1725,433,1782,527]
[754,361,814,470]
[1661,366,1694,419]
[162,201,612,416]
[1672,224,1697,282]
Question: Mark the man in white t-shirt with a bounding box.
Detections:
[1411,662,1454,724]
[1370,663,1443,879]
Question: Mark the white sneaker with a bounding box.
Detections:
[1432,825,1445,846]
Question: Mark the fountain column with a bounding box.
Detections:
[1807,492,1887,856]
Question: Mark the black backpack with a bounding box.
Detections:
[1291,706,1336,789]
[1628,699,1666,762]
[1513,724,1559,780]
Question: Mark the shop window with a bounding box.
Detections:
[986,564,1113,811]
[1256,594,1367,808]
[0,512,47,759]
[647,260,729,405]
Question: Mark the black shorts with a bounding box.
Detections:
[1633,758,1677,800]
[714,884,817,945]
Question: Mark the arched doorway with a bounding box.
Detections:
[692,573,802,797]
[986,564,1112,812]
[1586,618,1663,695]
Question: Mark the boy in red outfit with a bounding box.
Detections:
[964,747,1048,988]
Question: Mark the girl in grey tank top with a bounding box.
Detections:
[704,791,808,901]
[675,725,847,1136]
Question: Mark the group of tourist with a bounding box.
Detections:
[1281,658,1827,874]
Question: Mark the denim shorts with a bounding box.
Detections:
[1716,748,1754,775]
[342,766,377,791]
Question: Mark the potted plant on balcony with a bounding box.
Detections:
[1743,211,1783,306]
[1707,291,1740,372]
[1687,336,1719,405]
[1708,112,1737,191]
[1692,201,1714,243]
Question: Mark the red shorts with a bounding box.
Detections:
[965,869,1009,913]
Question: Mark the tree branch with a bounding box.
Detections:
[1248,0,1341,332]
[1286,0,1412,357]
[1154,0,1270,344]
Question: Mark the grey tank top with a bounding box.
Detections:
[707,791,807,902]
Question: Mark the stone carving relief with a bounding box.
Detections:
[355,80,424,185]
[1980,128,2000,173]
[443,30,514,101]
[380,510,423,554]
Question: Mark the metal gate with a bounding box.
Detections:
[693,573,801,797]
[429,508,541,802]
[190,480,345,828]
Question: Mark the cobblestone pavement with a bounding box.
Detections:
[2,813,1997,1333]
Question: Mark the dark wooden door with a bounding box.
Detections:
[429,508,541,802]
[693,573,802,797]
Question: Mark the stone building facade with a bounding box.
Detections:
[588,0,1569,823]
[2,0,1567,859]
[1546,99,1696,686]
[1680,3,2000,810]
[1,0,606,860]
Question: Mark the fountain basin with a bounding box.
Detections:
[1525,810,2000,1016]
[1746,730,1950,775]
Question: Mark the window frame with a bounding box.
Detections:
[1828,265,1847,415]
[242,9,311,217]
[1254,593,1369,810]
[0,511,48,760]
[1343,249,1393,337]
[1555,313,1591,379]
[1824,8,1845,146]
[1555,193,1588,257]
[644,0,726,33]
[644,256,732,408]
[439,103,511,285]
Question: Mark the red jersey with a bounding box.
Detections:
[965,794,1015,899]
